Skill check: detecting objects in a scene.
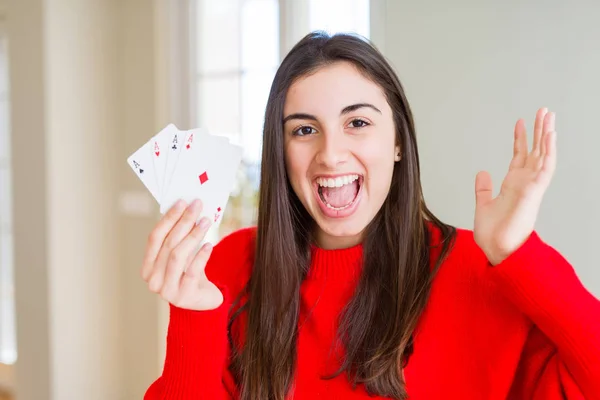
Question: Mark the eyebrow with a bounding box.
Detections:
[282,103,382,124]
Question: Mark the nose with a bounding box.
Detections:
[314,128,348,169]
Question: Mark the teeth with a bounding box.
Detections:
[316,174,359,188]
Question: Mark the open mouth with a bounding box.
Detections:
[315,174,363,211]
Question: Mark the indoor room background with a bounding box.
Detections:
[0,0,598,399]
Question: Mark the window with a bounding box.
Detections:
[308,0,370,38]
[192,0,279,238]
[193,0,279,162]
[189,0,370,238]
[0,20,16,365]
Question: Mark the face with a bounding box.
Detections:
[283,61,400,250]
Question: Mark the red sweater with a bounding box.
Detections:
[145,224,600,399]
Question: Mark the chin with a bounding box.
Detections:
[313,212,370,248]
[319,219,364,237]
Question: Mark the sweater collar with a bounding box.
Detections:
[307,242,364,280]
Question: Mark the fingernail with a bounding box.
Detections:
[203,242,213,252]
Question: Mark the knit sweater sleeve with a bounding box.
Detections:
[480,231,600,399]
[507,324,586,399]
[144,290,237,399]
[144,227,256,400]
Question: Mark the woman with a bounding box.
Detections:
[141,32,600,399]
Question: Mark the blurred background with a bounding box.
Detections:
[0,0,598,399]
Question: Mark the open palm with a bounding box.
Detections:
[474,108,557,265]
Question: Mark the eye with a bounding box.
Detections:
[348,118,370,128]
[292,125,317,136]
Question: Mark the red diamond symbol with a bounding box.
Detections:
[198,171,209,184]
[217,207,221,212]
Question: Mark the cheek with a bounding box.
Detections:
[359,141,396,196]
[367,157,395,192]
[284,144,307,192]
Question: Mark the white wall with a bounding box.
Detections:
[379,1,599,295]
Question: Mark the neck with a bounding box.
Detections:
[314,228,365,250]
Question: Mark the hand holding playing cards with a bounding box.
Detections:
[141,199,224,311]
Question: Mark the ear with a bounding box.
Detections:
[394,145,402,162]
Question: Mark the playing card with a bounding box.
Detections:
[160,131,242,225]
[127,138,160,202]
[128,123,243,236]
[196,138,242,225]
[160,130,225,213]
[150,123,177,202]
[161,127,189,202]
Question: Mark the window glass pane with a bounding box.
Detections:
[241,0,279,70]
[0,232,16,364]
[197,0,241,74]
[309,0,370,38]
[241,69,275,163]
[197,75,241,140]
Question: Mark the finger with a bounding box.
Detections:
[148,199,204,293]
[535,111,555,171]
[160,217,212,300]
[475,170,493,207]
[531,107,548,156]
[509,119,528,170]
[540,118,549,160]
[141,199,187,281]
[540,112,555,160]
[538,130,557,186]
[543,112,555,140]
[180,241,214,290]
[547,110,556,132]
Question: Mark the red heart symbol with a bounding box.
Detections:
[186,144,190,149]
[155,151,160,157]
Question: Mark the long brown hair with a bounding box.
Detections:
[228,31,456,400]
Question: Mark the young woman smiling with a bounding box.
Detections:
[141,32,600,400]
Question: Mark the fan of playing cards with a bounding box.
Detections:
[127,123,243,226]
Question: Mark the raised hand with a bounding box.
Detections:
[141,199,223,310]
[473,107,557,266]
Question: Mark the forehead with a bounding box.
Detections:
[284,61,389,116]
